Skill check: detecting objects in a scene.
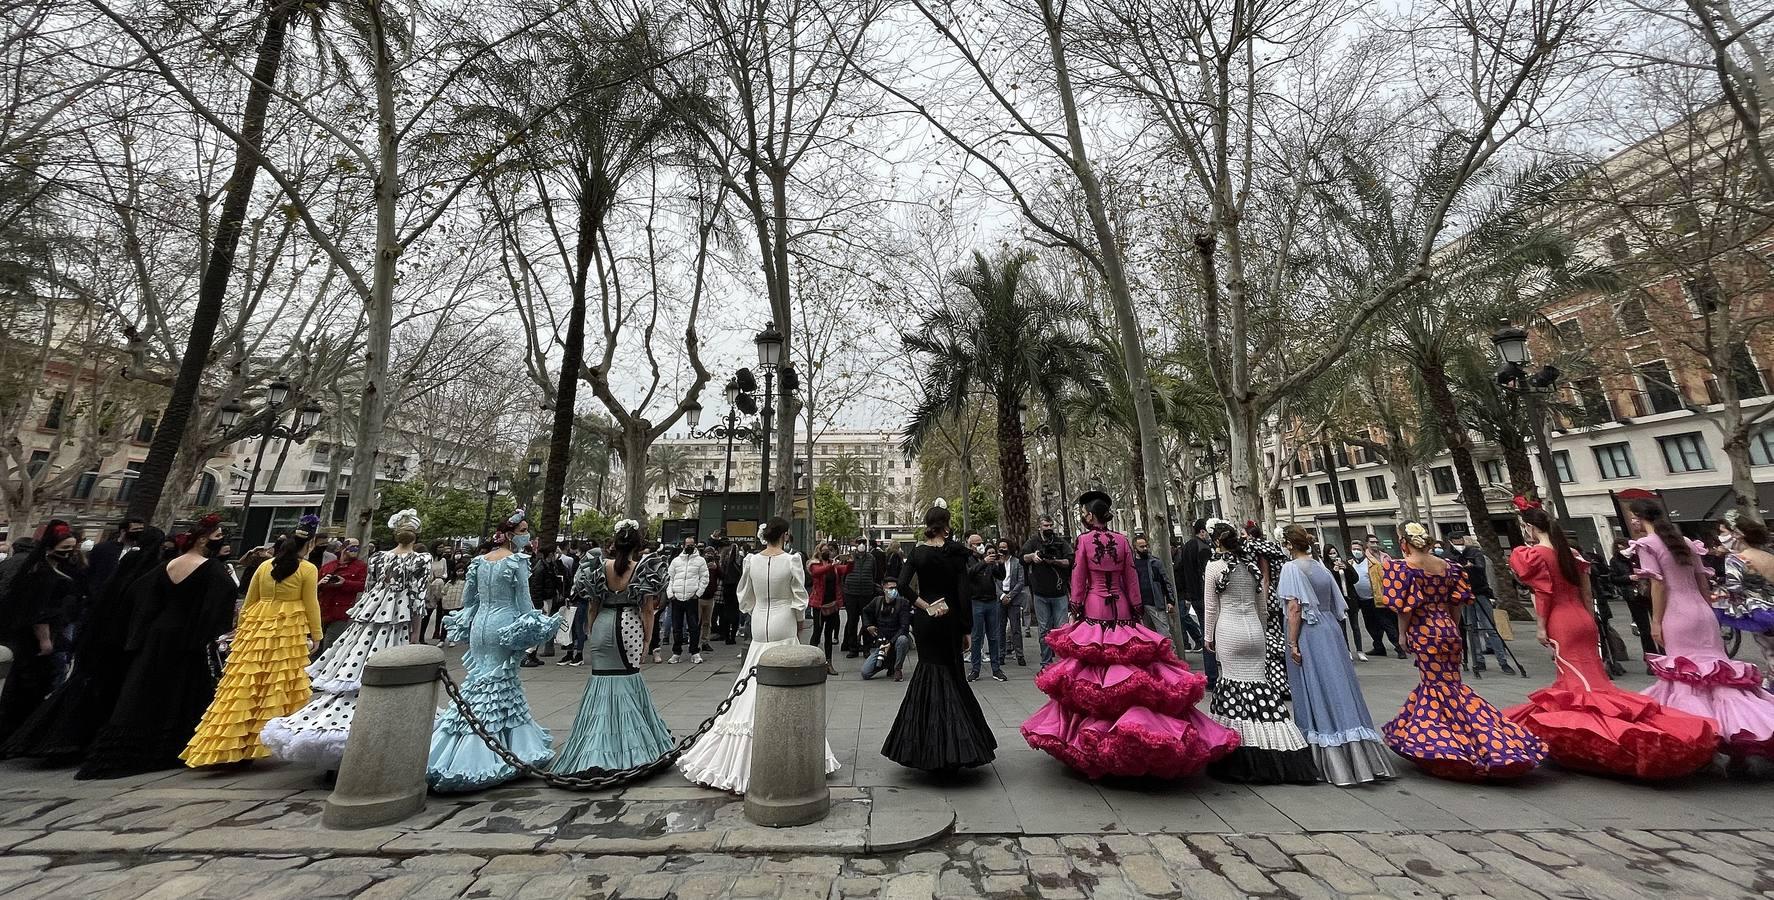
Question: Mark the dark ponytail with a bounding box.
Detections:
[921,506,951,540]
[760,516,792,546]
[270,532,310,582]
[1628,499,1692,566]
[1519,506,1581,587]
[1211,521,1243,555]
[611,521,642,578]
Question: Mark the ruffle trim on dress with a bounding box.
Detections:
[1714,606,1774,633]
[1207,746,1319,784]
[309,675,363,696]
[427,721,554,794]
[1044,620,1174,665]
[345,592,422,625]
[443,610,471,643]
[1034,658,1205,718]
[496,610,562,650]
[434,676,545,735]
[550,674,674,775]
[678,731,842,793]
[1209,715,1310,753]
[1021,703,1237,780]
[1648,654,1766,689]
[1302,725,1386,748]
[260,716,350,768]
[1504,689,1718,780]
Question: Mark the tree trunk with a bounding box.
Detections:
[127,0,297,521]
[1038,0,1172,567]
[620,425,648,522]
[1321,443,1355,554]
[1388,452,1422,522]
[539,192,597,552]
[1421,362,1528,618]
[995,393,1033,544]
[1497,419,1536,496]
[346,0,401,543]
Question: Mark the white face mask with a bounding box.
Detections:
[1351,549,1364,560]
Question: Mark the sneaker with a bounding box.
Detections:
[991,671,1007,682]
[1355,651,1370,662]
[1368,647,1386,656]
[1500,663,1516,675]
[894,669,904,682]
[1016,655,1027,667]
[1394,647,1407,659]
[691,653,703,664]
[653,649,663,663]
[701,642,714,652]
[521,654,543,668]
[556,654,574,666]
[444,641,456,649]
[668,654,681,664]
[968,671,980,682]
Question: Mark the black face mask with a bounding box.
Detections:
[48,549,73,561]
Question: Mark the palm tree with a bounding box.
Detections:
[903,250,1103,542]
[118,0,314,520]
[824,453,870,497]
[466,14,704,545]
[647,444,695,501]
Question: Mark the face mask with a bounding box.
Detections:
[1136,548,1150,558]
[510,533,531,551]
[1351,549,1364,560]
[49,549,73,560]
[1041,527,1054,537]
[886,588,900,601]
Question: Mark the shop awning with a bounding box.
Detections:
[1653,483,1774,523]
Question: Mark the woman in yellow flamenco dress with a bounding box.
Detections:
[183,515,324,767]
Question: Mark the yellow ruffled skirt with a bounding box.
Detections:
[181,601,313,767]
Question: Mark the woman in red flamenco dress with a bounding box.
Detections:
[1503,503,1717,780]
[1022,491,1238,778]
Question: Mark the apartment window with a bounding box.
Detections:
[41,392,66,429]
[888,459,896,470]
[1341,479,1358,503]
[1430,466,1457,494]
[1273,488,1287,509]
[1294,485,1311,508]
[1731,343,1767,398]
[1482,459,1506,484]
[1615,297,1651,335]
[27,450,50,477]
[1553,319,1584,349]
[1316,482,1335,506]
[1636,360,1683,414]
[1365,475,1389,500]
[1605,233,1631,261]
[116,461,145,501]
[1552,450,1575,484]
[1334,447,1351,469]
[194,472,218,507]
[135,411,158,443]
[1574,377,1611,424]
[1751,428,1774,466]
[73,470,98,499]
[1593,442,1637,480]
[1684,273,1721,314]
[1657,432,1713,473]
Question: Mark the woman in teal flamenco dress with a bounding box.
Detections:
[427,511,561,792]
[550,519,674,774]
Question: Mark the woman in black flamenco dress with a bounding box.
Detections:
[1,528,165,762]
[882,503,997,771]
[78,521,237,780]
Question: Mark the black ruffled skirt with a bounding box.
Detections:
[882,616,996,771]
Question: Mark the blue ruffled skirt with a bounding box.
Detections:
[427,606,559,793]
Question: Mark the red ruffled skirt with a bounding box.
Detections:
[1021,618,1236,778]
[1504,686,1718,779]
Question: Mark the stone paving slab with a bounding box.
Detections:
[8,830,1774,898]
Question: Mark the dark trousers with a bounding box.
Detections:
[0,640,52,738]
[971,601,1004,675]
[569,599,589,653]
[1624,588,1659,656]
[1191,595,1218,688]
[670,597,700,655]
[841,597,869,651]
[1355,595,1401,652]
[810,609,841,661]
[716,584,740,641]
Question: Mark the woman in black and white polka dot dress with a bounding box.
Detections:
[261,510,431,768]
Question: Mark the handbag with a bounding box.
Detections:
[1491,608,1515,641]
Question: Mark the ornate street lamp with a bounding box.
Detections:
[702,470,718,493]
[238,383,324,547]
[218,400,243,430]
[266,378,290,408]
[482,473,501,537]
[1490,320,1570,521]
[686,400,703,431]
[754,322,784,521]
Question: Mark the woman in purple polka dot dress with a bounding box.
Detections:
[1378,522,1545,781]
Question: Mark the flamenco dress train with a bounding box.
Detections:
[1502,544,1715,779]
[884,542,997,771]
[1200,553,1312,783]
[427,553,560,792]
[182,561,323,767]
[551,565,674,774]
[1023,528,1235,779]
[679,551,841,791]
[1378,559,1545,780]
[1631,536,1774,761]
[262,549,432,767]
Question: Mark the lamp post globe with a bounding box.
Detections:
[527,457,542,479]
[686,400,703,431]
[299,402,322,431]
[267,378,290,408]
[754,321,783,369]
[702,471,717,493]
[724,378,740,406]
[218,400,244,430]
[485,474,501,496]
[1491,321,1531,366]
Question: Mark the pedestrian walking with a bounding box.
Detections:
[808,541,847,673]
[1176,519,1214,679]
[1021,515,1073,670]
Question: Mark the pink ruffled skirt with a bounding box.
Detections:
[1643,654,1774,758]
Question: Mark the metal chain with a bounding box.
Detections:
[436,665,759,791]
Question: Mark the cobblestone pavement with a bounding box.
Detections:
[6,829,1774,899]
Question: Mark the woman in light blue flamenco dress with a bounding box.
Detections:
[1276,525,1395,787]
[551,519,674,774]
[427,511,560,792]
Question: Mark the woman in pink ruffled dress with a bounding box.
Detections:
[1023,492,1238,779]
[1629,499,1774,772]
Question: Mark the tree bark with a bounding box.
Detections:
[126,0,297,521]
[1420,362,1528,617]
[995,392,1032,542]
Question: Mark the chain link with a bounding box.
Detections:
[436,665,758,791]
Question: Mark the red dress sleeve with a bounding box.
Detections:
[1509,545,1551,596]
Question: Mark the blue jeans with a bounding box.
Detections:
[970,600,1004,675]
[1031,592,1069,667]
[861,634,911,679]
[1466,592,1512,668]
[569,599,589,653]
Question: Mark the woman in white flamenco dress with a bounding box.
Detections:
[677,518,840,792]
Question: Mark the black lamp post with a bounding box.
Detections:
[688,376,757,494]
[1492,320,1571,522]
[565,495,578,539]
[237,379,323,547]
[702,470,718,493]
[755,322,784,522]
[482,473,501,537]
[524,457,542,509]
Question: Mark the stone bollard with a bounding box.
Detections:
[324,643,444,830]
[744,643,831,827]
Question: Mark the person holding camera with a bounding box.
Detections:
[996,538,1028,667]
[861,576,913,681]
[840,537,877,658]
[1021,516,1073,670]
[965,532,1006,682]
[315,540,367,656]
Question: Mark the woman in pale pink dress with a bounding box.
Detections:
[1630,499,1774,772]
[1023,492,1238,778]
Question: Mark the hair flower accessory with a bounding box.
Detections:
[1402,521,1431,548]
[293,513,321,539]
[1511,494,1542,512]
[507,508,527,525]
[387,508,421,532]
[614,518,640,535]
[1205,517,1230,536]
[932,497,949,510]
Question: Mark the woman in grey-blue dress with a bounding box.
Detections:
[1278,526,1395,787]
